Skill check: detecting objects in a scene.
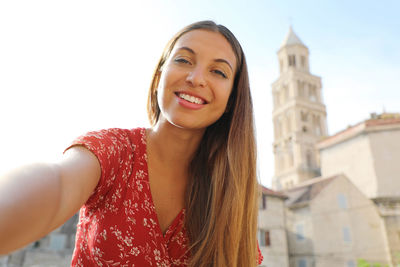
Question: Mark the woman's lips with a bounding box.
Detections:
[175,92,206,110]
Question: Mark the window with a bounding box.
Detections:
[337,193,348,209]
[343,227,351,243]
[298,259,307,267]
[289,55,296,67]
[259,194,267,210]
[33,241,40,248]
[258,229,271,247]
[265,231,271,246]
[296,223,305,241]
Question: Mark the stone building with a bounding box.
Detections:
[269,26,400,267]
[271,27,328,191]
[0,214,78,267]
[317,113,400,266]
[258,186,289,267]
[284,174,391,267]
[317,113,400,199]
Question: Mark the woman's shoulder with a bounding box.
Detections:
[79,127,146,142]
[85,127,145,136]
[69,127,147,157]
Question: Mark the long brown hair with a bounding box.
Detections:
[147,21,259,267]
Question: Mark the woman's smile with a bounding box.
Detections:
[175,91,207,110]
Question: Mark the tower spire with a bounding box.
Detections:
[280,26,305,49]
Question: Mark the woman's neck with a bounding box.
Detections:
[147,121,205,169]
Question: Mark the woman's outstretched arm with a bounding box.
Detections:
[0,146,100,254]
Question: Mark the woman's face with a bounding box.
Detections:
[156,29,237,131]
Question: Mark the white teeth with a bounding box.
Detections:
[178,93,204,104]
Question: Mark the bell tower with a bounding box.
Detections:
[271,27,328,190]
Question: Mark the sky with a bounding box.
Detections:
[0,0,399,187]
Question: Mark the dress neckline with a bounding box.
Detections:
[141,128,186,239]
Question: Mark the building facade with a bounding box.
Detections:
[258,186,289,267]
[318,113,400,199]
[317,113,400,266]
[270,27,400,267]
[284,174,392,267]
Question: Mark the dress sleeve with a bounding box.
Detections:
[257,242,263,265]
[64,128,132,208]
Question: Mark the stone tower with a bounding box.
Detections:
[271,27,328,190]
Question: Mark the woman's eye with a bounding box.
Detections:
[212,69,227,79]
[174,58,190,64]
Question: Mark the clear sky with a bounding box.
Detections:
[0,0,399,187]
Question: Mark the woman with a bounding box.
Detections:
[0,21,262,266]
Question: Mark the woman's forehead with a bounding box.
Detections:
[172,29,237,70]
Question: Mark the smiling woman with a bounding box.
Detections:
[156,29,236,130]
[0,20,262,267]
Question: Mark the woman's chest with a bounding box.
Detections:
[75,183,189,266]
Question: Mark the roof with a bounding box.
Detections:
[318,113,400,150]
[373,196,400,204]
[260,185,288,199]
[282,175,339,208]
[280,26,305,48]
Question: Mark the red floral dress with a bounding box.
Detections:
[67,128,263,266]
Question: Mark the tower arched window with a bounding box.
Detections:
[301,111,308,122]
[288,55,296,67]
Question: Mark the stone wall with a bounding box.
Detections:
[1,214,78,267]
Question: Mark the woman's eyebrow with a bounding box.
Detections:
[214,58,233,72]
[176,46,233,72]
[177,46,196,55]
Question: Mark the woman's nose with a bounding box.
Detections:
[185,66,207,88]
